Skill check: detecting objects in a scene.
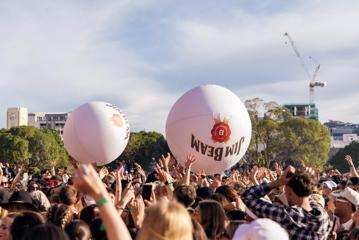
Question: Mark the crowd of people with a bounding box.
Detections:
[0,153,359,240]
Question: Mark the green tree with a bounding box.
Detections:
[244,98,331,169]
[328,141,359,172]
[245,98,292,167]
[277,118,331,168]
[119,131,169,170]
[0,126,69,169]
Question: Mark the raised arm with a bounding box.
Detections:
[73,164,132,240]
[183,155,196,186]
[345,155,359,177]
[241,166,295,224]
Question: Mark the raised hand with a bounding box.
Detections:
[117,182,135,209]
[130,195,145,229]
[278,165,296,186]
[161,153,171,171]
[249,166,259,185]
[274,162,283,176]
[185,155,196,169]
[99,167,109,180]
[155,163,174,183]
[345,155,355,167]
[73,164,106,199]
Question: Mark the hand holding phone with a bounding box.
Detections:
[142,184,153,201]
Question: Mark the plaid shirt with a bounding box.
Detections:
[241,183,332,240]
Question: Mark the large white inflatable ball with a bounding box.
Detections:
[166,85,251,174]
[63,101,130,166]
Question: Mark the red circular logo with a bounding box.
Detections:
[211,122,231,143]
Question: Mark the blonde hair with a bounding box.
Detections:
[0,207,8,219]
[137,200,193,240]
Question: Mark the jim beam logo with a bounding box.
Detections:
[190,115,245,161]
[211,116,231,143]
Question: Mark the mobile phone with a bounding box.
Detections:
[286,172,294,178]
[121,180,129,189]
[142,184,153,201]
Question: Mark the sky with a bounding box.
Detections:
[0,0,358,133]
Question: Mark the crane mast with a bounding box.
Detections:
[283,32,326,105]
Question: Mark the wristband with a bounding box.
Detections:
[99,223,105,232]
[97,198,108,207]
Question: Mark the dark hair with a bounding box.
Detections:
[349,177,359,186]
[59,186,78,205]
[215,185,238,202]
[65,220,91,240]
[24,223,69,240]
[196,187,213,200]
[90,217,107,240]
[210,193,229,207]
[174,185,197,208]
[198,200,227,239]
[47,204,74,229]
[226,210,246,221]
[80,204,99,226]
[192,218,208,240]
[349,228,359,240]
[287,172,313,197]
[10,211,45,240]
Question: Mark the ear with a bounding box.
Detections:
[285,185,294,197]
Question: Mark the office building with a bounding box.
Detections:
[6,107,28,129]
[28,112,70,136]
[283,103,319,120]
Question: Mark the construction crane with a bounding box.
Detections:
[283,32,326,104]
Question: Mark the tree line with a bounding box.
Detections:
[0,98,354,171]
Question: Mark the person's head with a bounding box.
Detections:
[28,182,40,192]
[80,204,99,226]
[10,211,45,240]
[232,218,289,240]
[0,212,20,240]
[215,185,238,202]
[209,193,229,207]
[285,172,313,205]
[47,203,74,229]
[174,185,197,208]
[332,187,359,219]
[23,223,69,240]
[102,175,116,188]
[214,174,221,181]
[227,210,246,221]
[194,200,226,240]
[90,217,107,240]
[1,191,38,212]
[137,200,193,240]
[59,186,78,206]
[65,220,91,240]
[196,187,213,200]
[1,176,9,188]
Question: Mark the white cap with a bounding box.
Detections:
[323,181,337,190]
[331,187,359,206]
[232,218,289,240]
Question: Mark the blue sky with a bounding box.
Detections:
[1,0,358,132]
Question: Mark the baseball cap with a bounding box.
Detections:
[232,218,289,240]
[323,181,337,190]
[331,187,359,206]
